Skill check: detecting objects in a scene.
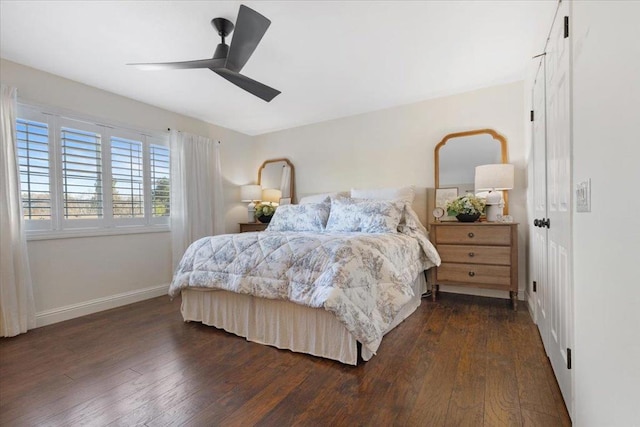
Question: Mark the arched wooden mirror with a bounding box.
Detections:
[434,129,510,214]
[258,158,296,203]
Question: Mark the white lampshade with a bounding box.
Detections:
[475,164,514,222]
[262,188,282,204]
[240,185,262,202]
[475,164,515,191]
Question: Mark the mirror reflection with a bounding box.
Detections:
[434,129,509,210]
[258,158,295,203]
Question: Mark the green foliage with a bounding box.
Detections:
[152,177,170,216]
[255,202,276,219]
[446,194,486,216]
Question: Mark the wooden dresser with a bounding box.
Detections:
[429,222,519,310]
[239,222,268,233]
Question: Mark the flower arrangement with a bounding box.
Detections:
[255,202,276,222]
[445,194,486,216]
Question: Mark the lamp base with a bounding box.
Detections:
[247,201,257,223]
[486,204,503,222]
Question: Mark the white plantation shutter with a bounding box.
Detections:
[16,104,170,236]
[111,136,144,218]
[60,125,103,220]
[16,118,51,223]
[150,143,170,219]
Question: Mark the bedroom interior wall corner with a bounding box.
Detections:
[214,126,257,233]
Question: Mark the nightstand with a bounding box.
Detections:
[429,222,519,310]
[239,222,268,233]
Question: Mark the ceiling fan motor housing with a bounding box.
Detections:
[212,18,233,59]
[213,43,229,59]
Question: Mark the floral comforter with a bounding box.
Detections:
[169,228,440,353]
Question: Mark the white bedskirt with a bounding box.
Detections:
[181,272,427,365]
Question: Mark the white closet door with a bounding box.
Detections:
[545,0,574,415]
[531,59,550,353]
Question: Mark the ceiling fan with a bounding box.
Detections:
[128,5,280,102]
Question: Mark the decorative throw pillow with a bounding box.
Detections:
[325,198,404,233]
[351,186,419,231]
[266,203,331,232]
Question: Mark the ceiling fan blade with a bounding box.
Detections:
[213,68,280,102]
[128,58,225,70]
[225,5,271,72]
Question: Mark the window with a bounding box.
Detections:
[111,136,143,219]
[17,105,170,237]
[17,118,51,222]
[61,125,103,219]
[150,144,170,218]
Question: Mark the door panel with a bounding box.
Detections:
[532,57,550,354]
[544,0,574,415]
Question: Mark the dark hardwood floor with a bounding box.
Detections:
[0,293,571,426]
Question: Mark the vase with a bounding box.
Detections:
[456,213,480,223]
[258,215,272,223]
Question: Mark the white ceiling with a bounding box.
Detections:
[0,1,556,136]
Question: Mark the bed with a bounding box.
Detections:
[169,192,441,365]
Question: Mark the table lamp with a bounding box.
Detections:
[475,164,514,222]
[262,188,282,205]
[240,184,262,222]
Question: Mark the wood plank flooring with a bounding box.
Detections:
[0,293,571,426]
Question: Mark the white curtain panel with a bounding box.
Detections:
[170,130,224,271]
[0,84,36,337]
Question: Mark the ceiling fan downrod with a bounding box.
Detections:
[211,17,234,59]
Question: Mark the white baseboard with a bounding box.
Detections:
[35,283,169,328]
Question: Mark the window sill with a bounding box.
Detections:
[26,225,170,241]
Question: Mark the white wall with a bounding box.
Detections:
[254,82,528,300]
[0,59,255,325]
[570,1,640,424]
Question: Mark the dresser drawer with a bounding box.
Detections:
[436,263,511,286]
[435,225,511,246]
[437,245,511,265]
[239,222,268,232]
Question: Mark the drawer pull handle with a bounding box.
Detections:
[468,252,475,257]
[468,271,476,277]
[468,232,475,238]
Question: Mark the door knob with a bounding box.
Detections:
[534,219,539,227]
[541,218,550,228]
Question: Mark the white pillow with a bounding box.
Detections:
[350,186,415,205]
[298,192,347,204]
[325,198,404,233]
[266,203,330,232]
[298,193,338,205]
